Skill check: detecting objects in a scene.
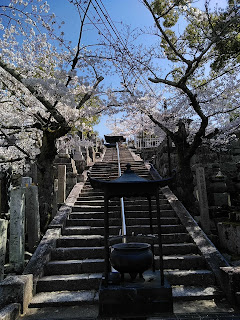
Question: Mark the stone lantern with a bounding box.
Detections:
[210,167,231,207]
[88,163,174,317]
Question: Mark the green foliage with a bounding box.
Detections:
[74,94,101,132]
[211,0,240,70]
[151,0,187,23]
[160,29,179,61]
[151,0,239,72]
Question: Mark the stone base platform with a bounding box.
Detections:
[98,271,173,318]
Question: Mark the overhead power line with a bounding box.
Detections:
[81,0,160,98]
[93,0,158,97]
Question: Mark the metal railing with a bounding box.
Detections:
[134,137,161,149]
[116,142,127,243]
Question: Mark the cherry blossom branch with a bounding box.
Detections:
[0,60,69,130]
[77,76,104,109]
[208,105,240,118]
[0,128,31,158]
[0,157,25,164]
[65,0,92,87]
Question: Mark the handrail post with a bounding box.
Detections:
[116,142,127,243]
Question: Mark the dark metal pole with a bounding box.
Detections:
[104,195,110,287]
[164,101,172,176]
[148,196,155,272]
[148,195,153,235]
[156,190,164,286]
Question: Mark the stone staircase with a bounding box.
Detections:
[28,146,224,309]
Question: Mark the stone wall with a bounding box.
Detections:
[142,139,240,253]
[151,139,240,207]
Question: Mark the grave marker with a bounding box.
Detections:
[58,165,66,204]
[196,166,211,234]
[25,185,40,253]
[9,187,25,272]
[0,219,8,280]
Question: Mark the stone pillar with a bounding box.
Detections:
[58,165,66,204]
[30,162,38,185]
[73,147,84,161]
[210,169,231,207]
[196,166,211,234]
[73,147,86,174]
[21,177,32,188]
[81,146,87,160]
[59,148,70,159]
[86,147,92,166]
[25,186,40,253]
[0,219,8,280]
[52,179,58,217]
[92,147,96,163]
[0,179,2,215]
[9,187,25,272]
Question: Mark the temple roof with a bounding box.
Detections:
[104,135,126,144]
[88,164,175,198]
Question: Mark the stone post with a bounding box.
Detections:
[30,162,38,185]
[52,179,58,217]
[210,169,231,207]
[0,179,2,215]
[86,147,92,166]
[21,177,32,188]
[73,147,86,174]
[0,219,8,280]
[25,185,40,253]
[92,147,96,163]
[59,148,70,159]
[195,166,211,234]
[58,165,66,204]
[81,146,87,160]
[9,187,25,272]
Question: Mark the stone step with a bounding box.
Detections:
[74,199,169,206]
[57,233,192,247]
[45,259,105,275]
[63,224,186,236]
[57,235,104,247]
[29,290,98,308]
[36,274,101,293]
[52,243,198,260]
[79,190,104,195]
[77,195,104,201]
[160,254,206,270]
[77,194,167,201]
[71,203,172,212]
[87,169,149,174]
[165,269,216,286]
[69,209,176,219]
[172,285,223,301]
[36,269,215,293]
[66,217,180,227]
[45,255,205,276]
[29,285,222,309]
[29,147,224,311]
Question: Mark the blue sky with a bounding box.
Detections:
[47,0,228,138]
[46,0,155,138]
[2,0,227,138]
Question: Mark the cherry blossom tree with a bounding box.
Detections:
[0,0,105,229]
[101,0,240,212]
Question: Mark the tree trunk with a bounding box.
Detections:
[172,120,198,214]
[36,130,58,231]
[176,154,197,214]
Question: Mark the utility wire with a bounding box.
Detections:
[88,0,159,98]
[93,0,158,97]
